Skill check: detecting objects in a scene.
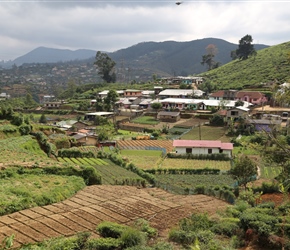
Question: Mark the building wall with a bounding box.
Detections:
[175,147,231,157]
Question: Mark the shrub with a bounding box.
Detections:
[133,219,157,238]
[19,123,32,135]
[97,221,128,238]
[120,227,146,248]
[194,185,205,194]
[211,220,240,237]
[85,237,121,250]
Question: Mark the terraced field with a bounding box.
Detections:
[0,185,230,248]
[117,140,174,153]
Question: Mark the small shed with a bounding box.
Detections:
[157,111,181,122]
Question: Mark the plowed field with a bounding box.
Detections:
[0,185,230,248]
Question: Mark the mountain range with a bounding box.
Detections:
[0,38,269,76]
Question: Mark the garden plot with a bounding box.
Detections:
[0,185,230,248]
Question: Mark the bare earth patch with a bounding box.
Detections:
[0,185,230,248]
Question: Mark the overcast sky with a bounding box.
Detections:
[0,0,289,61]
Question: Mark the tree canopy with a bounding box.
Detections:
[94,51,116,83]
[235,34,256,60]
[201,44,220,70]
[230,155,257,190]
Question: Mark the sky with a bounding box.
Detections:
[0,0,290,61]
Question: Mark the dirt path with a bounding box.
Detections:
[0,185,230,248]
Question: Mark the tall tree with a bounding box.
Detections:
[104,90,119,112]
[94,51,116,83]
[230,155,257,190]
[201,44,220,70]
[235,34,256,60]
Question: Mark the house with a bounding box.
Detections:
[43,101,61,109]
[84,112,114,121]
[70,132,98,146]
[158,89,204,99]
[247,116,282,132]
[97,90,124,99]
[124,89,142,98]
[235,91,267,105]
[173,140,233,157]
[0,92,11,100]
[157,111,181,122]
[226,106,250,121]
[55,120,78,130]
[209,90,237,100]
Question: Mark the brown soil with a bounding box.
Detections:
[0,185,230,248]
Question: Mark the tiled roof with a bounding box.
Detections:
[236,91,264,99]
[209,90,225,97]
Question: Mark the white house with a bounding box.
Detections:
[173,140,233,157]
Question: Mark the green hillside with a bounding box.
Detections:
[199,41,290,89]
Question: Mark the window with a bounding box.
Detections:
[231,111,238,116]
[208,149,212,154]
[219,149,223,153]
[186,148,192,154]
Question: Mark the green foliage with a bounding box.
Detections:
[211,219,240,237]
[167,152,230,161]
[86,237,121,250]
[209,114,224,126]
[57,148,94,158]
[97,221,128,238]
[200,41,290,89]
[94,51,116,83]
[120,227,146,248]
[230,155,257,189]
[235,34,256,60]
[39,113,47,124]
[133,219,158,238]
[239,207,279,236]
[19,123,32,135]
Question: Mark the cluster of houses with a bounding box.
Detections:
[45,85,290,157]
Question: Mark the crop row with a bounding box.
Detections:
[117,140,173,153]
[57,157,144,185]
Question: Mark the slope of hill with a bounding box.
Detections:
[199,41,290,89]
[109,38,268,76]
[1,38,268,77]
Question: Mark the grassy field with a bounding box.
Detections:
[131,116,159,125]
[0,173,85,216]
[180,125,231,142]
[260,166,282,179]
[159,158,231,171]
[120,150,162,169]
[58,157,146,185]
[0,135,60,167]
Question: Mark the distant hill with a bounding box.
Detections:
[109,38,268,76]
[0,38,268,77]
[199,41,290,89]
[12,47,97,65]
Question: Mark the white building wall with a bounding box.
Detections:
[175,147,231,157]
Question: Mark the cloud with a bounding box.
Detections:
[0,0,289,61]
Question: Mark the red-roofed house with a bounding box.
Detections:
[235,91,267,105]
[173,140,233,157]
[209,90,237,100]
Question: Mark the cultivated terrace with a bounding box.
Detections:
[0,44,290,250]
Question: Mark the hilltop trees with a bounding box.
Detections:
[94,51,116,83]
[201,44,220,71]
[234,34,256,60]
